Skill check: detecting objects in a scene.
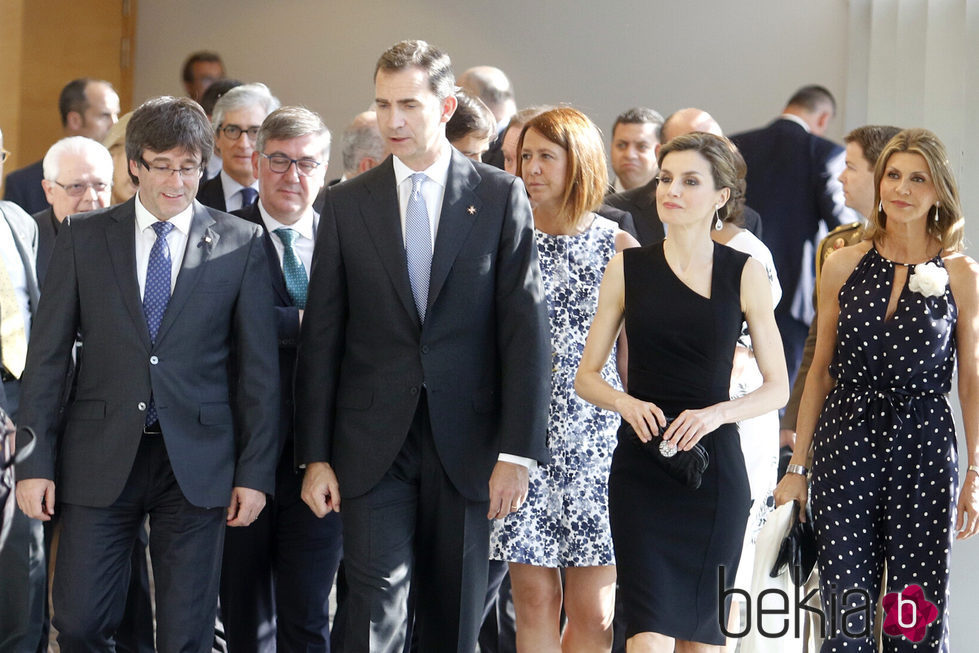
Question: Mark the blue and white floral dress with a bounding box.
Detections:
[489,215,621,567]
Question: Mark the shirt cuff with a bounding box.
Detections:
[498,453,537,470]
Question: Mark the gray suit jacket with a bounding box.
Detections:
[295,150,550,501]
[17,197,280,508]
[0,201,40,412]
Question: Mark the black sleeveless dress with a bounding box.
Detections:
[609,241,752,644]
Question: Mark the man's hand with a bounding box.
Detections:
[301,462,341,517]
[487,461,528,520]
[16,478,56,521]
[226,487,266,526]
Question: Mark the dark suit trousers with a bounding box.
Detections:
[340,395,490,653]
[53,434,225,653]
[220,439,343,653]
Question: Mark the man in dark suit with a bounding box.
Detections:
[222,106,343,652]
[15,96,279,652]
[4,78,120,215]
[0,125,45,653]
[609,107,663,193]
[197,83,278,213]
[730,85,858,385]
[296,40,550,653]
[606,107,763,245]
[32,136,114,286]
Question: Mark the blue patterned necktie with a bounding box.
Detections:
[143,220,174,426]
[240,187,258,208]
[273,228,308,309]
[404,173,432,322]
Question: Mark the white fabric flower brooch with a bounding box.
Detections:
[908,261,949,298]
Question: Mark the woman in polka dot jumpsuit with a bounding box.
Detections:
[774,128,979,651]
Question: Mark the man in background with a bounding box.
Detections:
[608,107,663,193]
[458,66,516,170]
[4,78,119,214]
[183,51,226,104]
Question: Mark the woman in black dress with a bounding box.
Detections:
[576,132,788,652]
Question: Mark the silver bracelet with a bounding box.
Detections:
[968,464,979,476]
[786,463,809,477]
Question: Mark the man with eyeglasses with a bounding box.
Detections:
[34,136,114,285]
[214,105,343,653]
[197,83,279,213]
[15,96,279,652]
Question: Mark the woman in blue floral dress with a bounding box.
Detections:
[489,107,638,652]
[775,129,979,651]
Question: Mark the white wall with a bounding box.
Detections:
[135,0,979,646]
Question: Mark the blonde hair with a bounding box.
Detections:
[866,128,964,253]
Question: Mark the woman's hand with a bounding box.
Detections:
[662,406,723,451]
[774,473,809,522]
[613,394,666,442]
[956,472,979,540]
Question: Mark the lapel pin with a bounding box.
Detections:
[467,205,477,215]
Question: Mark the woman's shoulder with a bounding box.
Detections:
[943,252,979,301]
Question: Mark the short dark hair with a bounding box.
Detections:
[257,106,331,159]
[844,125,902,169]
[182,51,225,83]
[59,78,114,127]
[612,107,664,142]
[446,91,496,144]
[199,79,243,116]
[125,96,213,185]
[374,40,454,100]
[786,85,836,115]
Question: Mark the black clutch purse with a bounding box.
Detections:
[769,500,817,586]
[620,418,709,489]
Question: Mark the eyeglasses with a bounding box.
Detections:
[220,124,261,141]
[52,180,111,196]
[0,149,9,163]
[139,157,203,179]
[260,152,323,177]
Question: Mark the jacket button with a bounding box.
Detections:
[150,356,159,365]
[137,402,147,411]
[421,345,430,354]
[410,386,418,395]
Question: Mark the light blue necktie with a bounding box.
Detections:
[240,187,258,207]
[143,221,174,426]
[405,173,432,322]
[273,228,308,309]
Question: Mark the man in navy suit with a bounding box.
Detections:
[730,85,859,385]
[16,96,279,652]
[223,106,342,652]
[4,78,119,215]
[296,40,550,653]
[197,83,278,213]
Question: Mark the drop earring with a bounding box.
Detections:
[714,205,723,230]
[933,202,941,223]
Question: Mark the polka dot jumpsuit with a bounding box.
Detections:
[811,246,956,651]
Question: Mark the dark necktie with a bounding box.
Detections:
[273,228,308,309]
[240,187,258,207]
[404,173,432,322]
[143,220,174,425]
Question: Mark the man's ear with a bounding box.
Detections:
[359,157,379,174]
[251,151,260,179]
[65,111,83,132]
[440,94,458,124]
[41,179,57,205]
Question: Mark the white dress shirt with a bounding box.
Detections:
[134,192,193,297]
[219,169,260,212]
[392,144,534,470]
[257,201,318,272]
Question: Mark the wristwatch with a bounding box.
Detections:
[786,463,809,477]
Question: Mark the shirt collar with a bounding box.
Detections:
[134,192,194,236]
[779,113,811,133]
[220,169,258,195]
[258,200,316,241]
[392,142,452,189]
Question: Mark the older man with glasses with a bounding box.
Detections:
[197,83,280,212]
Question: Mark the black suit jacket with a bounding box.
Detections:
[31,207,59,288]
[730,118,856,324]
[295,150,550,501]
[605,178,763,246]
[196,175,227,212]
[17,197,280,508]
[3,160,49,216]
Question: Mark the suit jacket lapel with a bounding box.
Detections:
[155,202,218,344]
[105,199,151,350]
[238,204,291,305]
[361,161,418,323]
[427,151,480,312]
